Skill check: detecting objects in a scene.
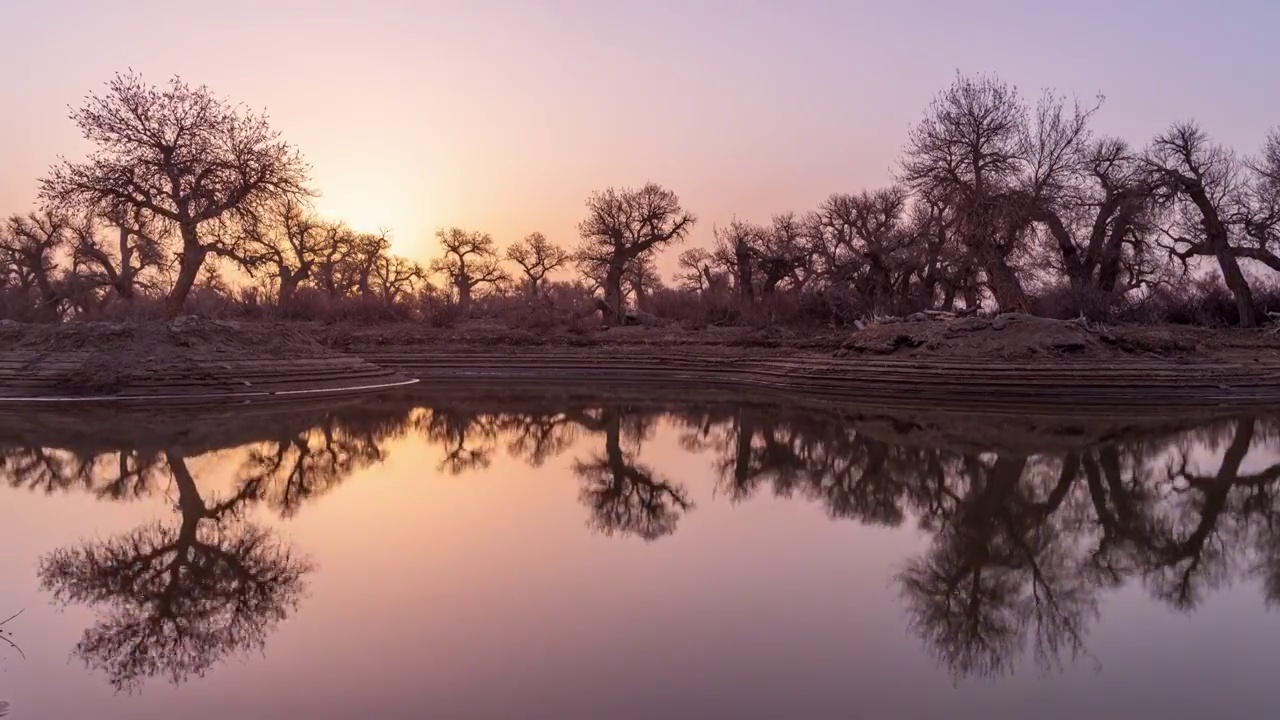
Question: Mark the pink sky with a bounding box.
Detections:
[2,0,1277,277]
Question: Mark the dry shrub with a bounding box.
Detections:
[1118,276,1280,326]
[1030,284,1126,321]
[647,287,738,327]
[0,288,60,322]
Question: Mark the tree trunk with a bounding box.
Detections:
[456,279,473,314]
[278,272,302,308]
[1187,185,1259,327]
[604,264,625,324]
[115,271,136,301]
[31,267,60,322]
[116,226,135,300]
[166,226,206,319]
[984,257,1029,313]
[1217,251,1258,327]
[735,240,754,304]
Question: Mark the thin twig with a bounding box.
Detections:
[0,633,25,660]
[0,608,25,659]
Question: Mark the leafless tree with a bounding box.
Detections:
[807,187,916,313]
[41,72,311,318]
[624,253,664,310]
[575,183,696,322]
[1240,128,1280,276]
[232,197,330,306]
[713,220,762,303]
[755,213,810,296]
[371,253,425,306]
[1147,122,1260,326]
[901,73,1033,312]
[505,231,569,298]
[311,226,392,300]
[1030,137,1159,303]
[430,227,507,311]
[68,204,166,305]
[676,247,726,293]
[1,211,72,319]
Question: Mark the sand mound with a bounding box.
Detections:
[0,318,409,399]
[839,313,1206,360]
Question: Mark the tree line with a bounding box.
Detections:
[4,71,1279,326]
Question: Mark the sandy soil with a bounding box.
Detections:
[316,314,1278,360]
[1,316,1279,403]
[0,317,407,398]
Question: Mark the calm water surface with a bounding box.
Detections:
[1,387,1279,719]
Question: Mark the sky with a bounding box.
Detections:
[2,0,1278,275]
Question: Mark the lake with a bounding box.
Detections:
[1,386,1278,719]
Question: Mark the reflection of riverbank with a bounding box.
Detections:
[3,390,1280,688]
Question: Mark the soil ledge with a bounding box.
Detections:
[0,318,413,401]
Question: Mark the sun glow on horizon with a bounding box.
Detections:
[307,151,441,262]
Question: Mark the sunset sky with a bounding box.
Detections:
[2,0,1278,275]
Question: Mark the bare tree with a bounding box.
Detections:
[505,232,569,298]
[234,197,331,306]
[69,204,166,304]
[311,226,391,300]
[807,187,915,313]
[713,219,761,303]
[1,211,72,319]
[676,247,724,293]
[1240,128,1280,275]
[624,253,664,310]
[1147,122,1259,326]
[41,72,310,318]
[575,183,696,322]
[901,73,1032,312]
[756,213,810,295]
[1030,137,1158,301]
[430,228,507,311]
[371,253,425,306]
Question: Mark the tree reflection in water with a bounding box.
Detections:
[5,393,1280,688]
[0,407,402,692]
[402,394,1280,680]
[38,452,310,691]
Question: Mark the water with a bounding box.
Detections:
[1,386,1279,719]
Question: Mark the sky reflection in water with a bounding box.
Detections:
[1,388,1279,719]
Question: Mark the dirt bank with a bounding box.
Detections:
[317,314,1276,360]
[0,317,1278,404]
[320,317,1280,407]
[0,318,412,399]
